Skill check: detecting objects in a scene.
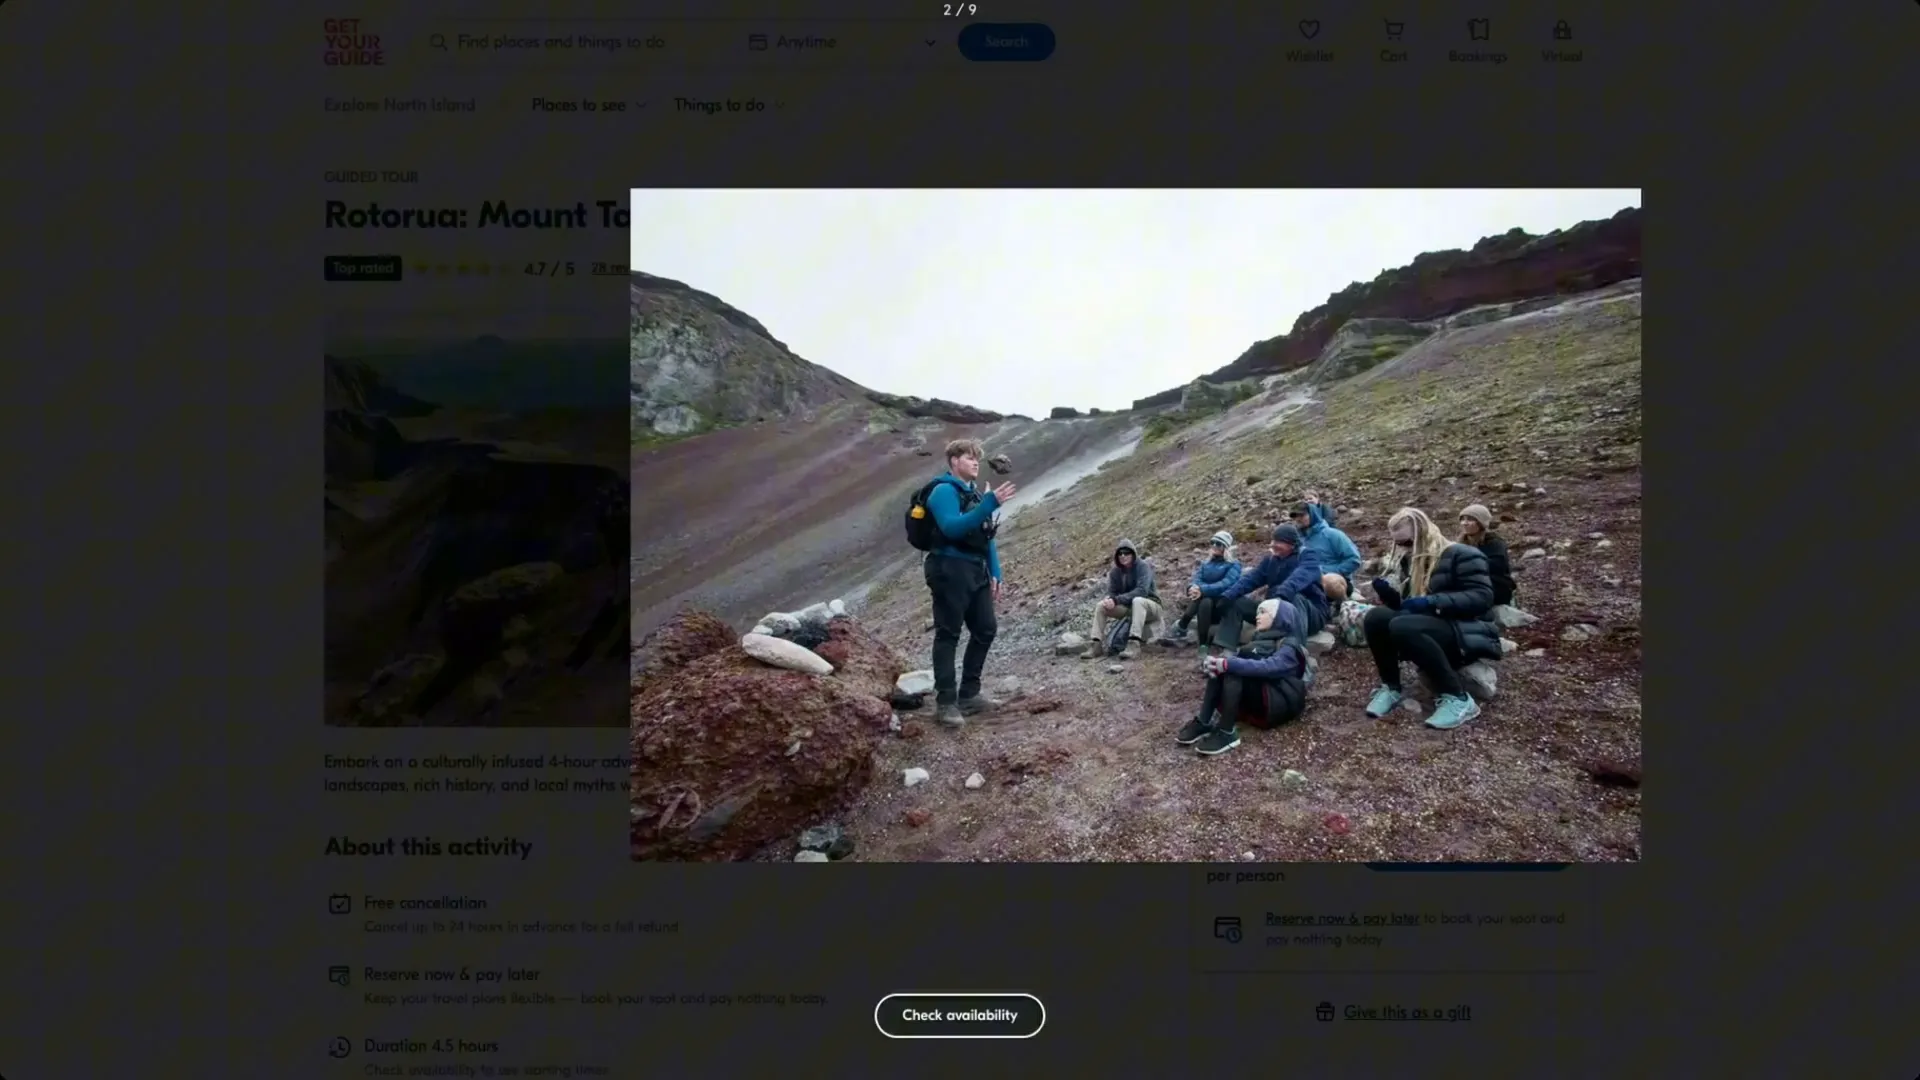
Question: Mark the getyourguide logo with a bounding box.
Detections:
[323,17,385,66]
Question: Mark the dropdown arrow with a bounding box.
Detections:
[925,39,936,46]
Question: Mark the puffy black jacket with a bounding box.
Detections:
[1471,532,1516,607]
[1394,543,1503,662]
[1231,628,1307,728]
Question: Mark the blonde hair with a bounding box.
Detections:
[1321,573,1348,603]
[944,438,984,463]
[1387,507,1450,599]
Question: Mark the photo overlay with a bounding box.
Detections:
[324,331,630,726]
[627,190,1642,861]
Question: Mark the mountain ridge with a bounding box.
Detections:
[1132,205,1642,409]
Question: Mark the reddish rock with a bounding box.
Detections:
[817,616,908,702]
[630,644,892,861]
[1133,207,1642,408]
[632,609,736,678]
[903,808,932,828]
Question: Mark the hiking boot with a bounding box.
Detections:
[1175,715,1212,745]
[956,693,1000,716]
[1426,694,1482,731]
[1081,642,1107,659]
[1364,685,1405,718]
[1194,725,1241,756]
[1119,637,1142,660]
[934,702,967,728]
[1156,628,1191,648]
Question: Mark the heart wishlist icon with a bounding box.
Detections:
[1298,19,1321,39]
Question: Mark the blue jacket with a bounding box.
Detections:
[1299,509,1361,580]
[925,473,1002,579]
[1189,556,1242,597]
[1223,545,1328,615]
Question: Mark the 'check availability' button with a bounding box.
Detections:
[874,993,1046,1039]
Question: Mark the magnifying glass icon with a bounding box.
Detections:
[430,33,448,50]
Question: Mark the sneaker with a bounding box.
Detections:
[1175,716,1211,745]
[1194,726,1241,756]
[1081,642,1107,659]
[956,693,1000,716]
[1156,630,1190,648]
[935,703,966,728]
[1364,685,1405,718]
[1426,694,1482,730]
[1119,637,1142,660]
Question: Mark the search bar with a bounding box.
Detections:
[416,20,965,65]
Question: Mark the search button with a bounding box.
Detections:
[956,23,1055,61]
[873,993,1046,1039]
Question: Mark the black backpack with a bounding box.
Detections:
[906,477,994,551]
[905,478,956,551]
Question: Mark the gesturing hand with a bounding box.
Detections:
[991,481,1018,503]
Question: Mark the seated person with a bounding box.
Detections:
[1457,503,1516,607]
[1176,598,1313,757]
[1362,508,1505,730]
[1322,572,1375,648]
[1082,538,1162,660]
[1157,530,1241,647]
[1211,524,1329,652]
[1291,500,1362,587]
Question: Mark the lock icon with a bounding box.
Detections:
[1552,19,1573,40]
[1316,1001,1336,1022]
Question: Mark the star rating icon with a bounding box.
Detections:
[411,261,499,277]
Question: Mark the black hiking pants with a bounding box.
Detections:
[925,552,997,703]
[1211,594,1326,650]
[1175,595,1222,641]
[1197,672,1302,731]
[1362,606,1466,697]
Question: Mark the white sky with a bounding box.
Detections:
[631,189,1641,416]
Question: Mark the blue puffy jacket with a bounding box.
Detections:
[1189,556,1242,597]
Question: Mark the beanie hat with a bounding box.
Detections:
[1209,530,1234,547]
[1461,504,1493,529]
[1271,524,1302,546]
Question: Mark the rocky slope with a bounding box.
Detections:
[844,279,1642,861]
[627,272,1146,645]
[627,220,1642,860]
[630,272,1003,437]
[1132,206,1642,409]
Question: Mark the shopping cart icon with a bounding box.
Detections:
[1384,19,1405,40]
